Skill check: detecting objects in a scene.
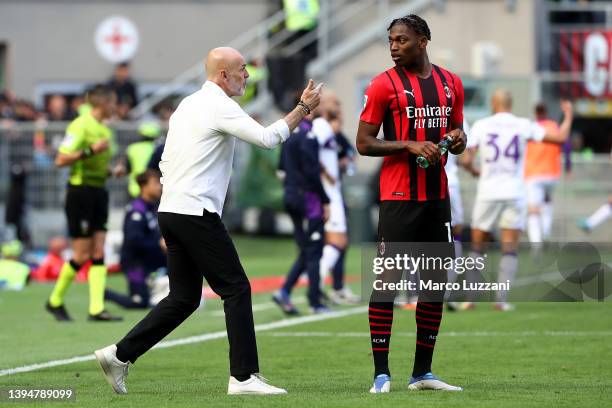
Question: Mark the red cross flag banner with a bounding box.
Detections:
[94,16,140,63]
[558,30,612,116]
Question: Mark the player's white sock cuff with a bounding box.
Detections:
[496,253,518,303]
[527,213,542,243]
[320,245,342,282]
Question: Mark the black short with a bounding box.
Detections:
[65,185,109,238]
[378,199,452,243]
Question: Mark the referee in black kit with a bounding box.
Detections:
[94,46,322,396]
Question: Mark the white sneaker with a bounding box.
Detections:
[408,372,462,391]
[329,287,361,305]
[94,344,129,394]
[227,373,287,395]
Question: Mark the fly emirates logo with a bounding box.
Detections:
[406,105,452,130]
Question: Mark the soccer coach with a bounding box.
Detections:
[95,47,322,396]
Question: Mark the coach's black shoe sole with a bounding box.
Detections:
[45,301,73,321]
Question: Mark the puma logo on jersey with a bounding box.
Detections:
[403,90,415,98]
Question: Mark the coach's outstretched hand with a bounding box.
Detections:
[300,79,323,112]
[283,80,324,133]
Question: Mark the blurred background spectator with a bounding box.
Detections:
[107,61,138,112]
[45,94,70,122]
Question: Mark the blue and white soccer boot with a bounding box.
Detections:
[369,374,391,393]
[408,372,462,391]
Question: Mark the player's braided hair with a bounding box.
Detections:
[387,14,431,41]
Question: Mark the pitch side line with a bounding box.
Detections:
[209,296,307,317]
[0,306,366,377]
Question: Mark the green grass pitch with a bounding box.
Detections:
[0,236,610,407]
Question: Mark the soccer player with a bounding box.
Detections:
[356,15,466,392]
[45,85,122,322]
[274,91,358,313]
[444,119,478,311]
[94,47,321,395]
[104,170,166,309]
[274,102,330,315]
[463,90,572,311]
[525,102,573,243]
[326,105,360,304]
[314,91,358,304]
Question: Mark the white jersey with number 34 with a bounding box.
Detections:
[471,112,545,201]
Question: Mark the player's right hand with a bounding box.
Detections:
[560,99,573,117]
[91,139,110,154]
[300,79,323,111]
[406,141,440,164]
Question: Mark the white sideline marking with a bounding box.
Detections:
[262,330,612,338]
[0,306,365,377]
[209,296,307,317]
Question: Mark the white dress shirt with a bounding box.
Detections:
[158,81,290,216]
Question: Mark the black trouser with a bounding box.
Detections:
[116,211,259,377]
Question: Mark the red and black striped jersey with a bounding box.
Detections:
[360,64,464,202]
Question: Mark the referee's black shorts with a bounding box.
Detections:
[65,185,109,238]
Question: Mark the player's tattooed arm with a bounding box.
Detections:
[356,121,438,160]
